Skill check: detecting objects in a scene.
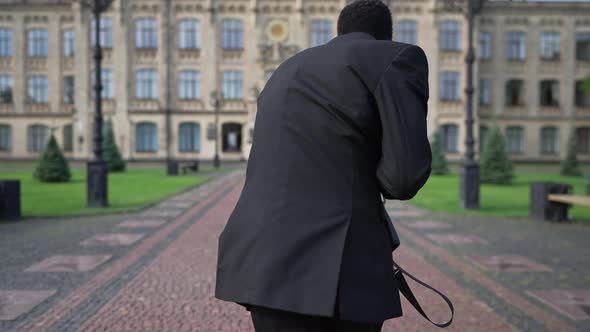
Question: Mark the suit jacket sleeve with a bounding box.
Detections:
[374,45,432,200]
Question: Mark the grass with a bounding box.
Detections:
[409,172,590,222]
[0,169,210,217]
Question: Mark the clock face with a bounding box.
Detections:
[266,20,288,42]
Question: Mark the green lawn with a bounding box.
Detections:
[0,169,210,217]
[409,173,590,222]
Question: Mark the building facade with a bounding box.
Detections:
[0,0,589,163]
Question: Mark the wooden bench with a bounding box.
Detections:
[180,161,200,174]
[548,194,590,208]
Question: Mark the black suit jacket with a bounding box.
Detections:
[215,32,431,324]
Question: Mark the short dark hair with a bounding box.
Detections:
[337,0,393,41]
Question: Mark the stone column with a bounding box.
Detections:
[47,13,60,115]
[13,14,25,115]
[73,2,90,160]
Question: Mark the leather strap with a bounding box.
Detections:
[393,260,454,328]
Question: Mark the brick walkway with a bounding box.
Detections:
[1,168,589,331]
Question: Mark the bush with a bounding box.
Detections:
[431,129,449,175]
[480,126,513,185]
[34,135,72,183]
[560,131,581,176]
[103,121,126,172]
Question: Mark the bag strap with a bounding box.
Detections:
[393,261,454,328]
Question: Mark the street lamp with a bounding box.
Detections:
[443,0,485,209]
[76,0,114,208]
[210,91,224,168]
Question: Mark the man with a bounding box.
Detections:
[215,0,432,331]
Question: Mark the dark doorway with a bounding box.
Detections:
[222,122,242,152]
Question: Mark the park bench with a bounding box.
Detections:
[180,160,200,174]
[530,182,572,222]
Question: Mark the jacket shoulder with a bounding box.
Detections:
[344,40,421,92]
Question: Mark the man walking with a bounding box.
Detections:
[215,0,432,331]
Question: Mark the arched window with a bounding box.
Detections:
[179,122,201,152]
[396,20,417,45]
[506,126,524,154]
[505,79,525,106]
[0,124,11,151]
[221,19,244,49]
[310,20,333,47]
[506,31,526,60]
[540,126,559,154]
[576,127,590,154]
[540,80,559,107]
[221,70,243,100]
[441,124,459,153]
[178,70,200,100]
[135,17,158,49]
[28,124,49,152]
[179,19,200,50]
[439,20,461,51]
[63,124,73,152]
[135,122,157,152]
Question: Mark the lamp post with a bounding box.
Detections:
[460,0,486,209]
[441,0,485,209]
[210,91,224,168]
[77,0,114,208]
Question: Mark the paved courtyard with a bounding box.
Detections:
[0,167,589,331]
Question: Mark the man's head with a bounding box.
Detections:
[337,0,393,41]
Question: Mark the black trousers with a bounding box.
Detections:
[249,305,383,332]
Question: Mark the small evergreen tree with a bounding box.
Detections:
[431,129,449,175]
[34,135,72,183]
[480,126,513,185]
[102,121,126,172]
[560,130,581,176]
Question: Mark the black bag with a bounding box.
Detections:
[382,198,454,328]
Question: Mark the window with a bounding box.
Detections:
[91,69,114,99]
[0,28,13,57]
[540,127,559,154]
[540,80,559,107]
[540,31,560,60]
[91,18,113,48]
[0,75,13,104]
[439,20,461,51]
[576,32,590,61]
[441,124,459,153]
[179,19,200,50]
[310,20,333,47]
[478,31,492,60]
[440,71,460,101]
[63,29,75,56]
[221,19,243,50]
[135,69,158,99]
[63,76,74,104]
[575,80,590,107]
[0,124,11,151]
[576,127,590,154]
[479,125,488,152]
[479,79,491,106]
[178,70,200,100]
[135,122,157,152]
[222,70,243,100]
[396,20,417,45]
[27,75,48,103]
[28,124,49,152]
[135,18,158,49]
[28,29,48,57]
[179,122,201,152]
[506,31,526,60]
[506,126,524,154]
[63,124,73,152]
[505,79,525,106]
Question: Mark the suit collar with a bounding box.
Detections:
[329,32,376,43]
